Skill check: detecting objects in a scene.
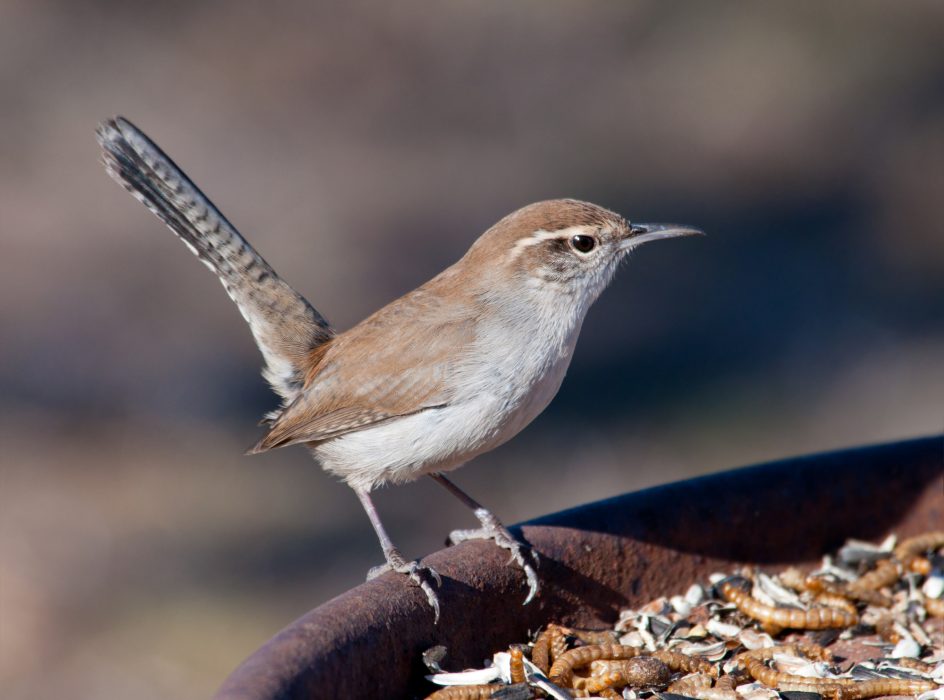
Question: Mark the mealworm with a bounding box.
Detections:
[509,645,525,684]
[891,656,935,673]
[836,678,936,700]
[815,592,858,616]
[776,681,844,700]
[736,653,855,689]
[569,628,619,645]
[424,683,506,699]
[549,625,571,662]
[794,640,833,662]
[574,688,622,699]
[804,576,891,608]
[849,559,900,594]
[581,670,624,694]
[532,624,570,673]
[589,657,670,687]
[925,595,944,618]
[732,651,934,700]
[668,672,714,695]
[589,660,610,677]
[651,649,717,676]
[907,556,932,575]
[548,644,642,687]
[719,581,857,634]
[531,632,550,673]
[893,531,944,562]
[715,673,746,691]
[733,643,832,670]
[778,567,807,592]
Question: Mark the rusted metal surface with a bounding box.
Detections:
[214,436,943,700]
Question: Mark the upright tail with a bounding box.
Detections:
[97,116,334,404]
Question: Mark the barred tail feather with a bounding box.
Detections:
[97,116,333,402]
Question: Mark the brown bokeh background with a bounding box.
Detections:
[2,2,943,698]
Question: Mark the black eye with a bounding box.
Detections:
[570,234,596,253]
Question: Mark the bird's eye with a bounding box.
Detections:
[570,234,596,253]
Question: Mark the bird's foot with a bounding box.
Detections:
[367,550,442,622]
[448,508,540,604]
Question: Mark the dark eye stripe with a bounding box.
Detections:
[547,237,570,253]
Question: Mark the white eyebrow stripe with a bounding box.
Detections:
[533,226,588,241]
[508,226,589,258]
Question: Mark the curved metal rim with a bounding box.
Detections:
[215,435,943,700]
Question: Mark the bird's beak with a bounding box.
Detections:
[620,223,705,250]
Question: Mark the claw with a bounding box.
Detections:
[427,477,541,605]
[415,571,441,623]
[447,524,541,604]
[520,559,540,605]
[365,558,442,622]
[401,561,442,623]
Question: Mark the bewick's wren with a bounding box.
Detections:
[97,117,702,620]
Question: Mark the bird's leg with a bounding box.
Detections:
[354,488,442,622]
[429,472,540,604]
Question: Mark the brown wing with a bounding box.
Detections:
[247,276,476,453]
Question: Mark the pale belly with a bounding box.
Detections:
[313,328,579,492]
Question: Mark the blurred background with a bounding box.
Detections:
[2,1,943,698]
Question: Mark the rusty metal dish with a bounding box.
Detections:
[214,436,943,700]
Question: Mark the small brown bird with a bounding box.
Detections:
[97,116,702,620]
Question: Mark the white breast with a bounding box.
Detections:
[314,291,586,492]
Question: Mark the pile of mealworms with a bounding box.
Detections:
[422,531,943,700]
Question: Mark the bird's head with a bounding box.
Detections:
[466,199,703,311]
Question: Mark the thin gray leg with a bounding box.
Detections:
[355,487,442,621]
[429,473,540,604]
